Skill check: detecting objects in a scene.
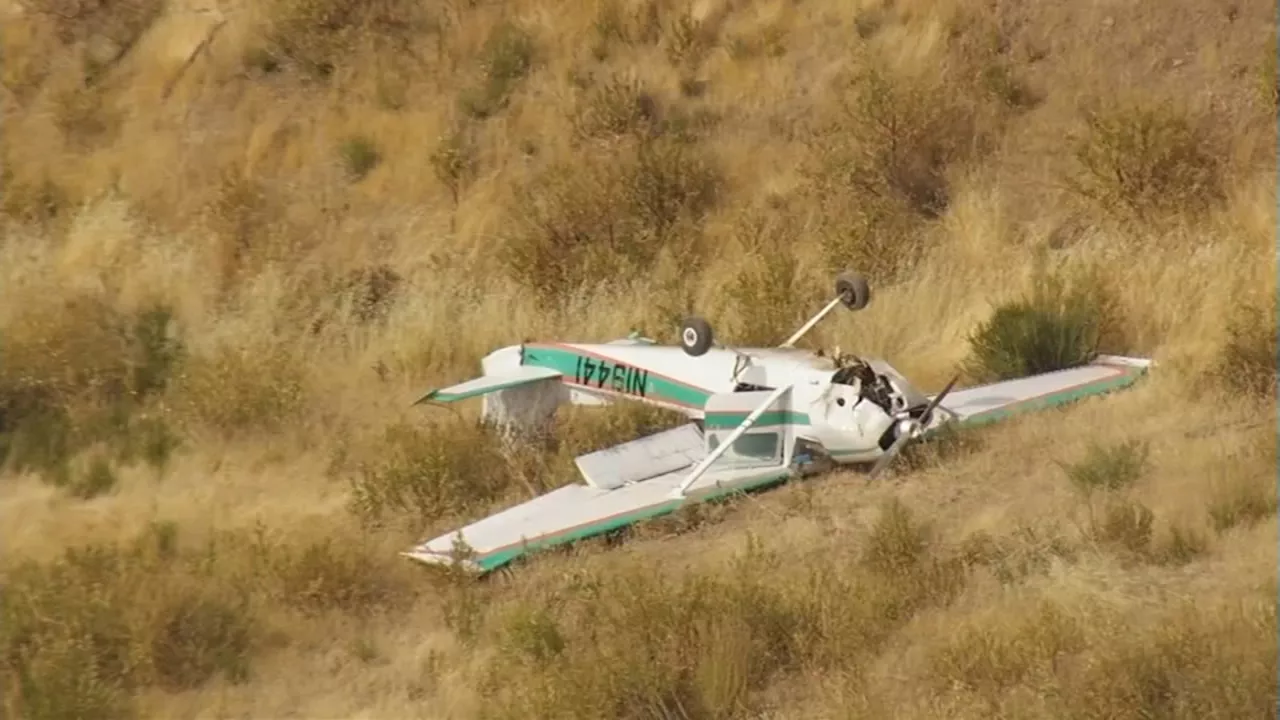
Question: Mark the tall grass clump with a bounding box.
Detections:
[1212,296,1277,399]
[259,0,433,77]
[500,134,720,304]
[477,499,968,719]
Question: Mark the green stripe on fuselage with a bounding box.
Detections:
[521,345,712,409]
[703,411,810,429]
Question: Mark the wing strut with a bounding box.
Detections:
[668,384,793,499]
[780,296,845,348]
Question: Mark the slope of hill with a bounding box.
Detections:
[1,0,1276,718]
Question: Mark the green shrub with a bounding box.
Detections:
[338,135,381,181]
[591,0,662,49]
[897,423,987,474]
[273,537,411,616]
[721,249,819,347]
[458,21,536,119]
[0,296,185,483]
[129,304,184,399]
[861,497,930,577]
[964,273,1110,382]
[1261,46,1278,109]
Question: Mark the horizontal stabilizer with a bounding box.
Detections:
[414,365,562,404]
[938,355,1152,428]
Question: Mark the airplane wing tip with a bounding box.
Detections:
[400,549,486,574]
[1093,354,1155,371]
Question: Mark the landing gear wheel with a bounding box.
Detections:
[679,316,714,356]
[835,271,871,311]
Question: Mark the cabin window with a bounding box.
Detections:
[708,432,780,463]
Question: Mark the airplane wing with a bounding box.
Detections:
[402,421,793,573]
[413,365,562,404]
[934,355,1153,429]
[403,388,803,573]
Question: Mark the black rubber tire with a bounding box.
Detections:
[835,271,871,311]
[679,316,714,356]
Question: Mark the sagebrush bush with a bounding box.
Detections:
[0,533,253,720]
[1068,99,1224,223]
[571,71,662,141]
[1213,296,1277,398]
[458,21,536,119]
[1060,439,1150,498]
[500,135,720,303]
[260,0,432,76]
[338,135,381,181]
[721,248,821,346]
[0,295,185,482]
[964,272,1113,382]
[1057,439,1156,559]
[807,64,983,281]
[429,126,480,216]
[206,170,276,290]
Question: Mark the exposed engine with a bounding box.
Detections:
[830,357,901,415]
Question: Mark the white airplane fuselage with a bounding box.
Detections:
[476,340,936,465]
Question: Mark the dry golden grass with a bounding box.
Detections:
[1,0,1276,718]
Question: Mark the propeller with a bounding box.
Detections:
[867,373,961,479]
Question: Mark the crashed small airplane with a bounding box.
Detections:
[404,272,1152,574]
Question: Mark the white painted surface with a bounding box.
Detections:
[575,424,706,490]
[403,463,785,567]
[937,363,1133,421]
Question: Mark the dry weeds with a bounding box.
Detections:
[1,0,1276,718]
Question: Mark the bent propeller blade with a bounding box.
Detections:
[868,429,913,479]
[868,372,961,480]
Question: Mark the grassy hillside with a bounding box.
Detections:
[1,0,1276,717]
